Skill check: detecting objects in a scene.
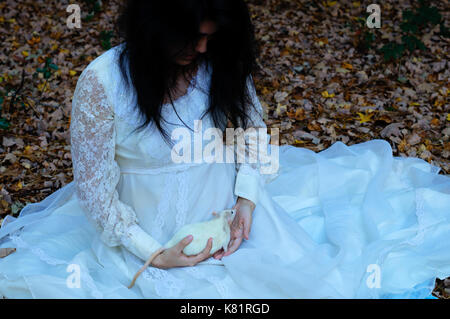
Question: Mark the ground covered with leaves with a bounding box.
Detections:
[0,0,449,298]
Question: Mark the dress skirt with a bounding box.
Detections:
[1,139,449,298]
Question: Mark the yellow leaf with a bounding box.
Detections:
[280,49,290,56]
[275,103,287,117]
[69,70,77,76]
[434,99,444,107]
[27,36,40,45]
[51,43,59,51]
[22,51,29,57]
[395,97,402,102]
[261,86,271,95]
[37,82,48,92]
[16,181,22,190]
[447,114,450,121]
[353,1,361,7]
[357,112,374,123]
[341,62,353,70]
[321,91,335,98]
[351,16,364,22]
[430,118,440,126]
[24,145,33,155]
[0,17,4,23]
[315,37,328,46]
[409,102,420,106]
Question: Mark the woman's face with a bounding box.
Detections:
[174,20,218,66]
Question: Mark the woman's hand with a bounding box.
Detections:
[151,235,214,269]
[213,197,255,260]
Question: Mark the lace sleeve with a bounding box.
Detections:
[70,67,162,262]
[233,75,277,206]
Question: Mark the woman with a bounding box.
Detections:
[0,0,449,298]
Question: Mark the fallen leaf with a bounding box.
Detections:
[0,248,16,258]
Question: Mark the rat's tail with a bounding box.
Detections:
[128,247,165,289]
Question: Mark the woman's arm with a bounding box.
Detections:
[233,74,269,207]
[70,67,163,262]
[214,76,267,260]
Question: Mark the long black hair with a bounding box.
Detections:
[116,0,260,147]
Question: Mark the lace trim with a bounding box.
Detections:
[151,174,176,240]
[404,188,426,246]
[131,254,230,298]
[8,233,103,299]
[185,266,230,298]
[174,170,188,233]
[119,161,207,176]
[142,266,185,298]
[372,188,430,268]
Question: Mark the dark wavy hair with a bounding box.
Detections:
[115,0,260,147]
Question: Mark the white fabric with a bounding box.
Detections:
[0,44,449,299]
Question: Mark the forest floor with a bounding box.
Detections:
[0,0,449,298]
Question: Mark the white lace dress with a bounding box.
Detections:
[0,44,449,299]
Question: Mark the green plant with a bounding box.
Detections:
[378,0,444,62]
[99,30,114,50]
[36,57,58,79]
[349,0,447,63]
[82,0,102,22]
[400,1,442,33]
[349,15,377,53]
[0,92,10,129]
[379,42,405,61]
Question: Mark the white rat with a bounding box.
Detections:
[128,208,236,289]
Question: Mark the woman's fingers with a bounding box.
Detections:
[213,248,224,259]
[223,235,242,257]
[244,220,251,240]
[203,237,213,255]
[177,235,193,252]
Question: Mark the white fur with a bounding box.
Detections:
[163,209,236,255]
